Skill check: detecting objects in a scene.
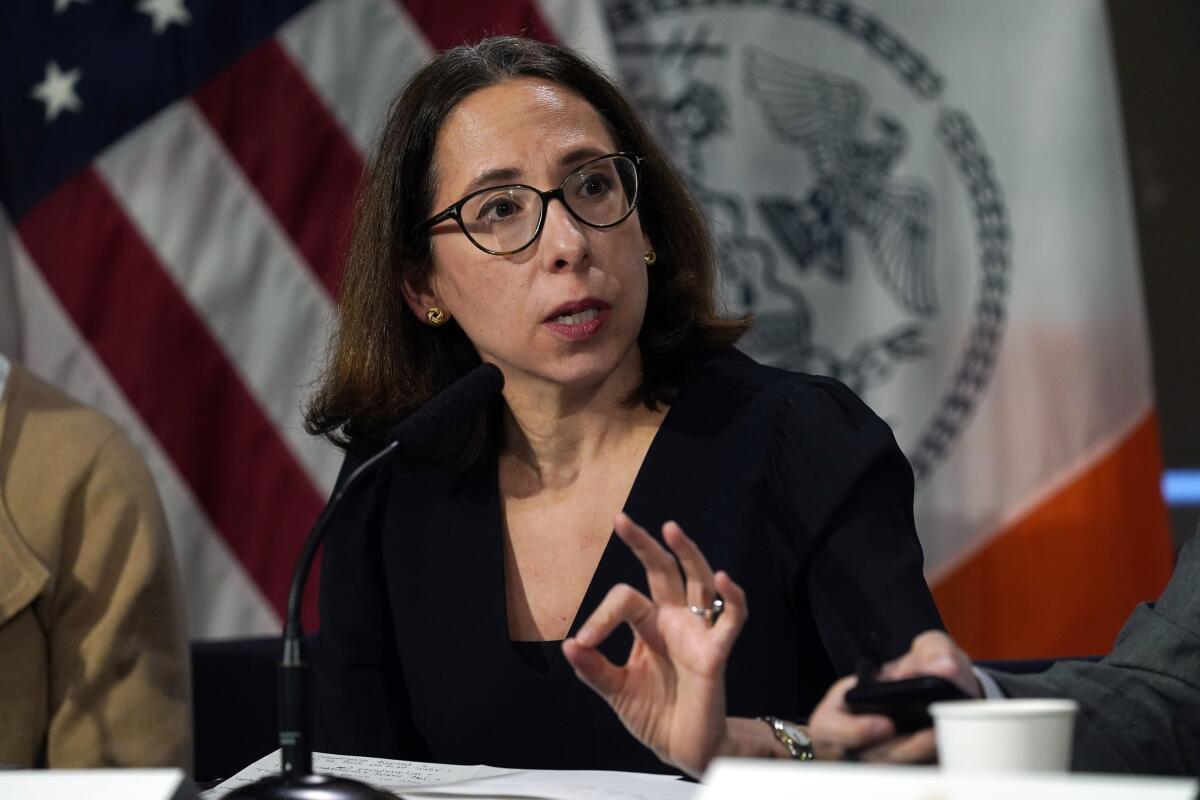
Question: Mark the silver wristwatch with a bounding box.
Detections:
[759,716,815,761]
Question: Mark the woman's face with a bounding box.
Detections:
[409,78,651,395]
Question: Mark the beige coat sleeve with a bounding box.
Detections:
[41,426,193,770]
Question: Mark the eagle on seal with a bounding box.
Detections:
[744,47,938,317]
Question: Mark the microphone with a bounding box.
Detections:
[385,361,504,452]
[227,362,504,800]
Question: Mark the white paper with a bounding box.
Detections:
[202,750,691,800]
[1,769,194,800]
[698,759,1200,800]
[200,750,515,798]
[400,768,694,800]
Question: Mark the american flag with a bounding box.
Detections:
[1,0,586,637]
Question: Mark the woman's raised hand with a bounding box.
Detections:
[562,512,748,778]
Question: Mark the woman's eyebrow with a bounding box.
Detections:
[462,165,523,194]
[460,146,611,195]
[559,146,608,168]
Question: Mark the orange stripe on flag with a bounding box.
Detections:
[932,412,1175,659]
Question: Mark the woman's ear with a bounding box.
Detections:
[401,274,440,322]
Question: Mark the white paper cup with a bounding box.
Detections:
[930,698,1078,772]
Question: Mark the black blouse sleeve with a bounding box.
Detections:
[764,375,944,674]
[313,452,429,759]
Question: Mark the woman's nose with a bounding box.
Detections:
[539,198,588,271]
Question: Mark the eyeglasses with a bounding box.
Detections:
[415,153,643,256]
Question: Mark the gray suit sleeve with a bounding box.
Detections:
[988,530,1200,775]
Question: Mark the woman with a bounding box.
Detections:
[306,36,942,773]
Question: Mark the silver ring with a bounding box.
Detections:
[688,596,724,626]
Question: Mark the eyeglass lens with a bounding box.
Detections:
[459,155,638,254]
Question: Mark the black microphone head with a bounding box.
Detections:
[386,362,504,452]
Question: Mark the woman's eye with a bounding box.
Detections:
[478,196,522,221]
[578,173,613,197]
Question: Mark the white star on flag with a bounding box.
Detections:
[30,60,83,123]
[137,0,191,34]
[53,0,89,14]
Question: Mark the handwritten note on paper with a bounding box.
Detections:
[200,749,517,799]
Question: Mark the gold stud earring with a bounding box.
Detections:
[643,250,657,266]
[425,306,448,326]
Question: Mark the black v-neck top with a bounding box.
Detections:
[313,348,942,772]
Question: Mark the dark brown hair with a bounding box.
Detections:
[305,36,749,461]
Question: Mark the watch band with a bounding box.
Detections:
[759,716,815,761]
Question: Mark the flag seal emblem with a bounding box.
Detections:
[607,0,1012,479]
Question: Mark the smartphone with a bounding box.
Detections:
[843,675,969,733]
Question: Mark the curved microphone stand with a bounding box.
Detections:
[226,363,503,800]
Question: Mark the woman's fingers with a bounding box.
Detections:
[568,582,661,698]
[809,676,896,760]
[880,630,981,698]
[858,728,937,764]
[562,638,624,700]
[662,521,718,611]
[611,515,743,641]
[711,570,748,651]
[574,582,657,650]
[881,631,954,679]
[613,512,685,604]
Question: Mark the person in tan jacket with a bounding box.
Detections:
[0,355,191,770]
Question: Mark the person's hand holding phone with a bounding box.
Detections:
[877,630,982,695]
[808,631,984,762]
[844,674,971,733]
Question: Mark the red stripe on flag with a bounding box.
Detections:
[18,168,325,628]
[193,38,363,297]
[399,0,558,50]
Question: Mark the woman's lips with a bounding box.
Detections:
[543,303,611,341]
